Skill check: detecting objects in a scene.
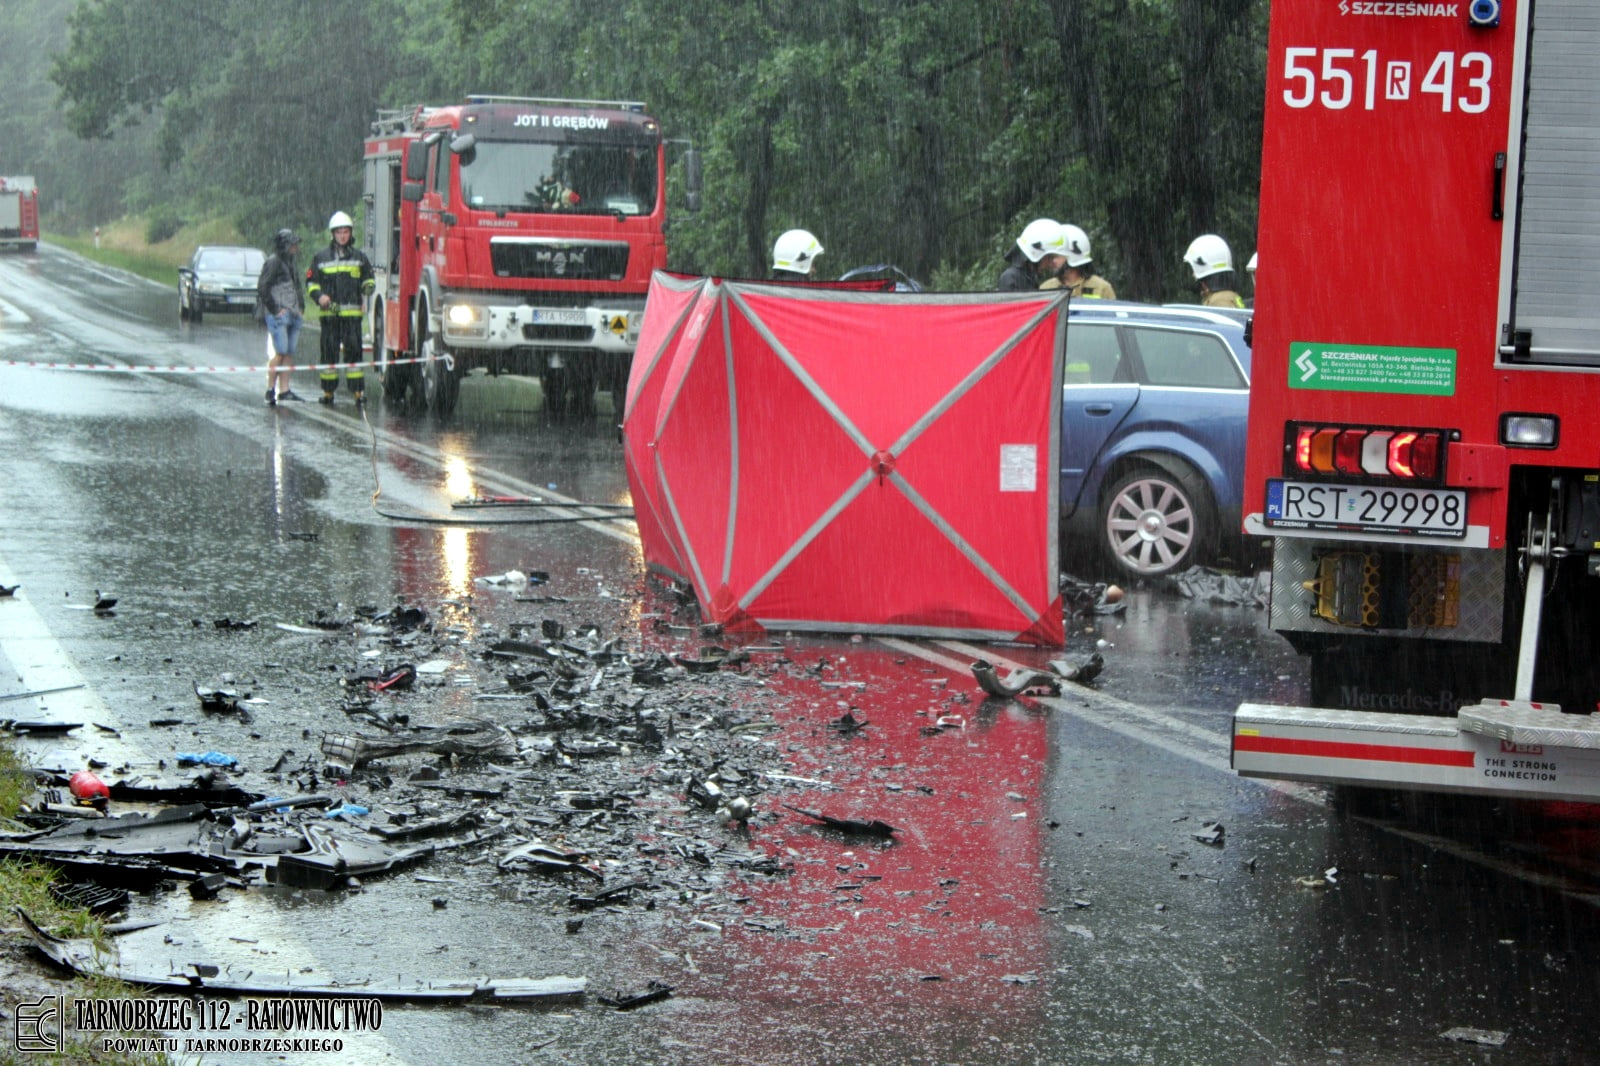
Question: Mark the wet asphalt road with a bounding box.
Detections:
[3,244,1600,1065]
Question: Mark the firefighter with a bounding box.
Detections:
[997,219,1067,292]
[1183,234,1246,309]
[771,229,824,281]
[1041,224,1117,299]
[306,211,375,405]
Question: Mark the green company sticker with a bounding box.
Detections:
[1288,342,1456,396]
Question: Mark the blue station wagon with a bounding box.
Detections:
[1059,302,1252,580]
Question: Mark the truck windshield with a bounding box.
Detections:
[458,140,658,216]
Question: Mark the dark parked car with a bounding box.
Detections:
[178,245,265,323]
[1060,302,1252,580]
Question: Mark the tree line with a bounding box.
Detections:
[3,0,1266,301]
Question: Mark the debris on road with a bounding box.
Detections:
[16,907,587,1002]
[599,979,675,1010]
[1193,821,1225,847]
[971,660,1060,698]
[782,803,896,838]
[1441,1027,1509,1047]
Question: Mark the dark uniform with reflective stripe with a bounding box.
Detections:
[306,240,375,398]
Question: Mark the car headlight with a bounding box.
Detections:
[199,283,224,294]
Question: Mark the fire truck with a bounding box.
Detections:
[1232,0,1600,802]
[361,96,700,416]
[0,176,39,252]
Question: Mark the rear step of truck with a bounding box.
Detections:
[1234,700,1600,802]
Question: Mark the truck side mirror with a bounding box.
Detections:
[405,135,439,182]
[683,149,703,214]
[401,182,424,203]
[450,134,475,155]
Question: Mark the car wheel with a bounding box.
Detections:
[1099,464,1214,579]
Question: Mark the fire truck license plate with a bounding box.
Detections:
[1265,480,1467,539]
[530,309,588,326]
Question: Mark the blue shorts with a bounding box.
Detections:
[266,310,303,357]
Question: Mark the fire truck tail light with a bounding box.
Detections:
[1333,430,1365,475]
[1284,423,1448,483]
[1501,414,1558,448]
[1360,432,1392,475]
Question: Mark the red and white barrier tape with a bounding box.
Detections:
[0,356,431,374]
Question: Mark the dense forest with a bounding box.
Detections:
[0,0,1267,300]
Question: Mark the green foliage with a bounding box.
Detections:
[22,0,1267,299]
[143,205,183,244]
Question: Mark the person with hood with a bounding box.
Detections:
[1183,234,1247,309]
[258,228,306,405]
[771,229,824,281]
[306,211,376,405]
[997,219,1067,291]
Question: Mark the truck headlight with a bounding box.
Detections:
[444,302,488,337]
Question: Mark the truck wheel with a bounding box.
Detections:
[542,366,570,418]
[421,335,461,417]
[1099,463,1213,580]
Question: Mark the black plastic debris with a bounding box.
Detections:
[321,721,516,770]
[194,683,242,715]
[1193,822,1225,847]
[1,719,82,735]
[599,979,674,1011]
[285,531,319,541]
[971,660,1061,698]
[828,711,870,733]
[211,618,258,630]
[1165,566,1269,607]
[0,583,18,596]
[92,590,117,613]
[189,873,229,900]
[499,841,603,882]
[48,881,129,916]
[1047,654,1105,685]
[782,803,897,838]
[569,880,652,909]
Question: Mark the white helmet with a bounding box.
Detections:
[1184,234,1233,280]
[328,210,354,232]
[1016,218,1067,263]
[1247,252,1258,274]
[772,229,824,274]
[1060,223,1093,268]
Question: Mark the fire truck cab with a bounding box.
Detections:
[1233,0,1600,801]
[362,95,700,416]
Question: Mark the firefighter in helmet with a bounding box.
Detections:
[771,229,824,281]
[997,219,1067,292]
[1041,223,1116,299]
[306,211,375,404]
[1183,234,1246,309]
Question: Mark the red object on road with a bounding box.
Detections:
[69,770,109,807]
[625,272,1066,645]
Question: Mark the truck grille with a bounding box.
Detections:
[491,240,629,281]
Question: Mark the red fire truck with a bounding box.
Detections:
[0,175,40,252]
[361,96,700,416]
[1233,0,1600,801]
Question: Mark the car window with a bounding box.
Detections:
[1130,327,1244,389]
[1064,323,1128,384]
[196,249,262,273]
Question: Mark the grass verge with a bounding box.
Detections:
[46,215,250,288]
[0,739,174,1065]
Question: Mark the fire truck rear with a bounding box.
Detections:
[0,176,40,252]
[362,96,700,416]
[1234,0,1600,802]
